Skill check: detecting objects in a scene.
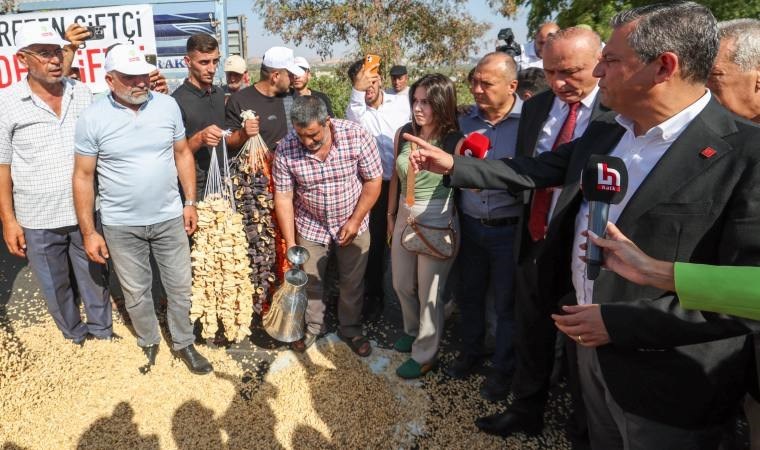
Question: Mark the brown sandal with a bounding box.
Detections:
[338,332,372,357]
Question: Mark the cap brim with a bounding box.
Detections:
[285,63,305,77]
[115,62,157,76]
[22,36,67,48]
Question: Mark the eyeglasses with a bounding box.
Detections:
[22,47,64,60]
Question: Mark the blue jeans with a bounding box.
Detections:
[455,214,517,375]
[24,224,112,342]
[102,216,194,350]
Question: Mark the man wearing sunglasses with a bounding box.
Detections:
[0,23,112,345]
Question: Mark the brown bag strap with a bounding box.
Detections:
[409,221,448,259]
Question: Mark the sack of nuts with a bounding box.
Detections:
[189,136,255,343]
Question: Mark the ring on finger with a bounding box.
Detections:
[577,335,584,344]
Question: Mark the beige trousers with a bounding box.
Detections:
[391,196,458,364]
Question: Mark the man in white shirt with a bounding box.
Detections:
[407,2,760,448]
[516,22,560,70]
[345,60,410,319]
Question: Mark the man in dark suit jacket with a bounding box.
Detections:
[407,2,760,448]
[498,27,608,438]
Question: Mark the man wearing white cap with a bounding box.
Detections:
[72,44,213,375]
[222,54,249,97]
[225,46,305,151]
[290,56,334,117]
[0,22,112,345]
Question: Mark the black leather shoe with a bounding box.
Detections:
[480,372,512,402]
[475,409,543,437]
[176,344,213,375]
[444,352,481,379]
[142,344,159,366]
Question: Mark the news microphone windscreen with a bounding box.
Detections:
[581,155,628,204]
[462,132,490,159]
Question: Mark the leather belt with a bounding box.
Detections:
[476,216,519,227]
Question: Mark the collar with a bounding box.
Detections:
[182,78,217,97]
[615,90,711,141]
[471,94,523,124]
[107,91,154,111]
[551,84,599,112]
[19,76,72,100]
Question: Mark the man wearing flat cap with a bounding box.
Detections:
[72,44,213,375]
[388,65,410,96]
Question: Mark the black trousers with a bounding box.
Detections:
[364,180,390,299]
[509,240,586,435]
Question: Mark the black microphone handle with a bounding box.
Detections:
[586,201,610,281]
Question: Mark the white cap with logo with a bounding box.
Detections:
[293,56,310,71]
[104,44,156,75]
[262,46,305,76]
[15,22,67,49]
[224,55,247,74]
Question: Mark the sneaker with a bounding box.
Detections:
[393,334,415,353]
[396,357,436,379]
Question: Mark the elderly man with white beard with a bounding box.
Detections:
[72,44,213,375]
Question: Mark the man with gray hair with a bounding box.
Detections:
[709,19,760,122]
[407,2,760,447]
[73,44,212,375]
[273,96,382,355]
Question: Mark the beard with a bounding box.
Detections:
[113,88,149,105]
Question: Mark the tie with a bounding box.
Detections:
[527,101,580,241]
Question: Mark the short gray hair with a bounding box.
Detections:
[290,95,328,127]
[477,52,517,81]
[611,1,718,84]
[718,19,760,72]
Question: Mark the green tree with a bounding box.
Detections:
[489,0,760,40]
[252,0,489,77]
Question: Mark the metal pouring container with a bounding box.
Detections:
[262,246,310,342]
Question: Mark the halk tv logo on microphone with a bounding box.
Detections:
[596,163,621,192]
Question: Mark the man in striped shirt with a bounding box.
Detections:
[274,96,382,355]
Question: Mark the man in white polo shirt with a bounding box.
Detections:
[72,44,212,375]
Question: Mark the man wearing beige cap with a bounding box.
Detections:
[0,22,112,345]
[223,54,249,97]
[72,44,213,375]
[290,56,334,116]
[225,46,305,151]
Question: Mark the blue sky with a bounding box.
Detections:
[155,0,531,61]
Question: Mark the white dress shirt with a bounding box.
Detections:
[572,91,712,305]
[516,42,543,70]
[345,89,411,180]
[535,85,599,221]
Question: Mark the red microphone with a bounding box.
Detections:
[461,132,490,159]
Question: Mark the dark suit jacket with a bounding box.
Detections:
[513,90,610,263]
[447,97,760,428]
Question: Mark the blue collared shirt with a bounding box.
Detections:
[457,96,523,219]
[75,92,186,226]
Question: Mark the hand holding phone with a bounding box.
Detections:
[363,54,381,76]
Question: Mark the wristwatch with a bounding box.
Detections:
[184,200,197,207]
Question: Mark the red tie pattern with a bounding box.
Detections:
[528,101,580,241]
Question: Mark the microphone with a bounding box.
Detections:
[581,155,628,280]
[461,132,490,159]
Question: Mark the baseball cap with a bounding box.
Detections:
[262,46,305,76]
[15,22,67,49]
[104,44,156,75]
[293,56,310,71]
[224,55,247,74]
[390,65,408,77]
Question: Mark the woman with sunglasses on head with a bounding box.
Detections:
[386,74,464,378]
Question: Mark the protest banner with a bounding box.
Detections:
[0,4,156,92]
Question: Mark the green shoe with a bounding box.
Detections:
[396,357,435,379]
[393,334,415,353]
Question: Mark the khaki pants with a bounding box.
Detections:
[297,232,370,338]
[391,196,458,365]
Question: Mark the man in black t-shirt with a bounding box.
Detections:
[225,46,305,152]
[290,56,334,117]
[171,34,226,197]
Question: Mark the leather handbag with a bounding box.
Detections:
[400,142,456,259]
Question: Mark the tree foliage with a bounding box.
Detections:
[489,0,760,41]
[252,0,489,75]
